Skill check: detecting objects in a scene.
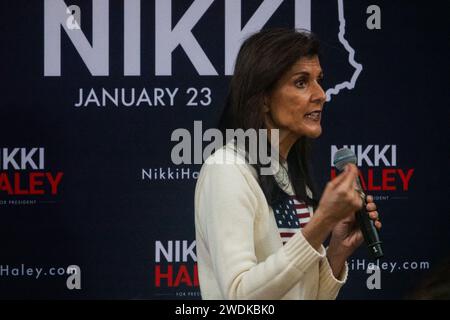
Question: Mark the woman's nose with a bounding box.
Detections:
[311,82,326,104]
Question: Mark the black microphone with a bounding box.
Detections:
[333,148,384,259]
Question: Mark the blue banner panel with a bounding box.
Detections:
[0,0,448,299]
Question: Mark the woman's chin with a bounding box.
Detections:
[296,125,322,139]
[308,129,322,139]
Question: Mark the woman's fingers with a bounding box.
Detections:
[369,211,381,229]
[337,165,364,210]
[340,164,359,191]
[366,202,377,212]
[366,196,380,227]
[329,165,351,187]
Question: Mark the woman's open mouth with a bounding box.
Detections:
[305,110,321,121]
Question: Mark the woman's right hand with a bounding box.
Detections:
[315,164,363,227]
[301,163,363,251]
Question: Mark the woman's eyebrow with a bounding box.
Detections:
[292,71,309,76]
[292,71,323,77]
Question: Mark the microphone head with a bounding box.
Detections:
[333,148,357,171]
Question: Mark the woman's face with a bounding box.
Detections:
[264,55,326,139]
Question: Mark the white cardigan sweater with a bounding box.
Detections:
[195,144,348,300]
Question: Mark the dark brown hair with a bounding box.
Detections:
[219,28,321,206]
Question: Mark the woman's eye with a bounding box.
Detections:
[295,79,307,88]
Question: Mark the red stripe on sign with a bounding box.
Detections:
[294,204,307,209]
[297,213,310,219]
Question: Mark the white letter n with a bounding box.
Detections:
[44,0,109,76]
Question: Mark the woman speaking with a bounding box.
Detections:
[194,28,381,300]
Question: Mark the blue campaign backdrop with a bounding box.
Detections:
[0,0,449,299]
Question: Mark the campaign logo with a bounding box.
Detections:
[43,0,313,77]
[153,240,200,298]
[141,167,199,182]
[330,145,414,200]
[0,148,63,206]
[43,0,362,109]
